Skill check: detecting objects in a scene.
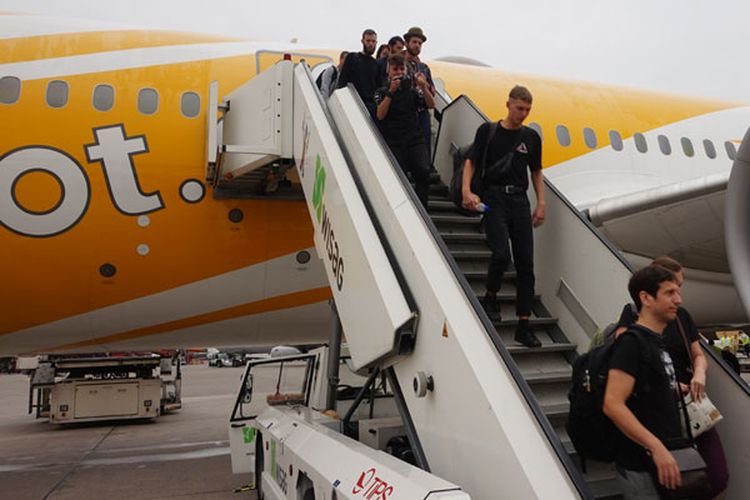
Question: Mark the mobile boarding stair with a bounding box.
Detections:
[208,59,750,500]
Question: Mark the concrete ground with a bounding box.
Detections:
[0,364,258,500]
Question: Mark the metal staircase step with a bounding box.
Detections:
[462,269,517,280]
[430,214,482,226]
[439,232,486,243]
[450,249,492,260]
[588,477,623,500]
[540,402,570,420]
[428,200,462,211]
[495,317,558,328]
[505,343,577,355]
[428,184,449,195]
[526,371,573,386]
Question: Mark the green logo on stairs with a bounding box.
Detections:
[312,155,326,223]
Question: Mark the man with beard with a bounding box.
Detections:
[403,27,435,149]
[337,29,379,118]
[376,35,405,88]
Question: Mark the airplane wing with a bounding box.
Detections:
[584,173,729,273]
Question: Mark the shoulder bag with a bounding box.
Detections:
[675,317,722,437]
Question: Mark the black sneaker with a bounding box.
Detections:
[480,296,502,323]
[514,324,542,348]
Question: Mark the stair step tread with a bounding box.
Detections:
[526,371,573,385]
[588,477,622,500]
[496,317,558,327]
[430,214,482,225]
[451,249,493,259]
[506,342,577,354]
[428,200,460,210]
[540,402,570,418]
[440,232,486,242]
[463,270,517,279]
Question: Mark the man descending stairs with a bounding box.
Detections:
[427,181,623,500]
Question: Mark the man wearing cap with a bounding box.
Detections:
[337,29,380,118]
[403,27,435,151]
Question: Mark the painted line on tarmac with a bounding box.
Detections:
[92,439,229,455]
[0,446,230,473]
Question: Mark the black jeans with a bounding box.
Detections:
[389,143,430,208]
[483,186,535,317]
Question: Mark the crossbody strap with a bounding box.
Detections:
[478,121,498,182]
[479,123,526,181]
[675,314,695,373]
[673,371,696,443]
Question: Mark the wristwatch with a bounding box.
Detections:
[384,90,394,98]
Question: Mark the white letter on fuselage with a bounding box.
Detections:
[85,125,164,215]
[0,147,89,237]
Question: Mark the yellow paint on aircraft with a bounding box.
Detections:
[0,30,242,64]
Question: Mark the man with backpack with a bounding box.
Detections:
[337,29,379,118]
[603,266,686,498]
[461,85,545,348]
[317,51,348,98]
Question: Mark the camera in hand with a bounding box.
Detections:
[399,74,412,91]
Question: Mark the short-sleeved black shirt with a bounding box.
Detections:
[609,326,683,471]
[617,305,700,385]
[374,86,424,147]
[336,52,379,109]
[468,122,542,190]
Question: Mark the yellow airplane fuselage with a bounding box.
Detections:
[1,18,747,353]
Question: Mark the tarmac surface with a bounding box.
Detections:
[0,364,258,500]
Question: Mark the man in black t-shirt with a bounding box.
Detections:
[461,85,545,348]
[616,256,728,497]
[604,266,685,498]
[374,53,434,208]
[337,29,379,118]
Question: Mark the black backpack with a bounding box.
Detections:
[566,326,650,469]
[449,122,497,211]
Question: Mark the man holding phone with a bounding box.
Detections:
[374,53,434,208]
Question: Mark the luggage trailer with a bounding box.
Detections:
[28,355,181,424]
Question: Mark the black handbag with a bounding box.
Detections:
[449,122,497,210]
[659,381,712,499]
[482,129,525,183]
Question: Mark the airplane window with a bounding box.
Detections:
[609,130,623,151]
[46,80,69,108]
[703,139,717,159]
[0,76,21,104]
[658,135,671,155]
[681,137,694,157]
[138,88,159,115]
[93,84,114,111]
[725,141,737,160]
[556,125,571,147]
[528,122,543,141]
[634,133,648,153]
[583,127,597,149]
[181,91,200,118]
